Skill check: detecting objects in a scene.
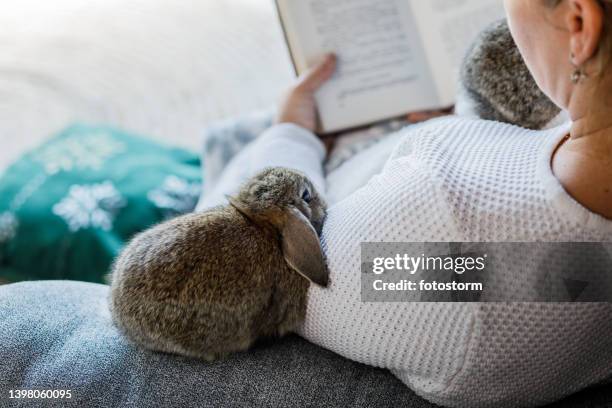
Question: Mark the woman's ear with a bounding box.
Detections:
[567,0,604,65]
[280,207,329,287]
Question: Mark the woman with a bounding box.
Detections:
[199,1,612,406]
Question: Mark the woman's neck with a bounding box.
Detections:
[552,78,612,219]
[568,73,612,139]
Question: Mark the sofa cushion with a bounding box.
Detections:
[0,281,610,408]
[0,281,436,408]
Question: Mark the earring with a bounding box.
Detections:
[571,68,584,84]
[570,53,587,84]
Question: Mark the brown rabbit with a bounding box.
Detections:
[109,167,328,361]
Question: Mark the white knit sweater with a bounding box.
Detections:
[198,117,612,408]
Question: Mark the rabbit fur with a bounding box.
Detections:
[110,167,328,361]
[458,19,561,129]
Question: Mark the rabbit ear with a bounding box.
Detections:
[227,195,259,223]
[280,207,329,287]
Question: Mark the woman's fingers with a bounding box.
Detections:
[275,53,337,132]
[296,53,337,92]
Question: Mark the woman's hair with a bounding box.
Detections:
[544,0,612,72]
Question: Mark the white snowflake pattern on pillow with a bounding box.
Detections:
[147,175,201,219]
[33,132,126,175]
[53,181,126,232]
[0,212,18,243]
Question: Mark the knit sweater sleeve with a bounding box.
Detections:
[196,123,327,211]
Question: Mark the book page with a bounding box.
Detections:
[278,0,439,133]
[409,0,505,105]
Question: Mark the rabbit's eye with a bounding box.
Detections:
[301,188,312,203]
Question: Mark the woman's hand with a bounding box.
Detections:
[276,53,337,133]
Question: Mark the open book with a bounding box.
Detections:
[276,0,505,133]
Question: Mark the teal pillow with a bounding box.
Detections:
[0,124,202,283]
